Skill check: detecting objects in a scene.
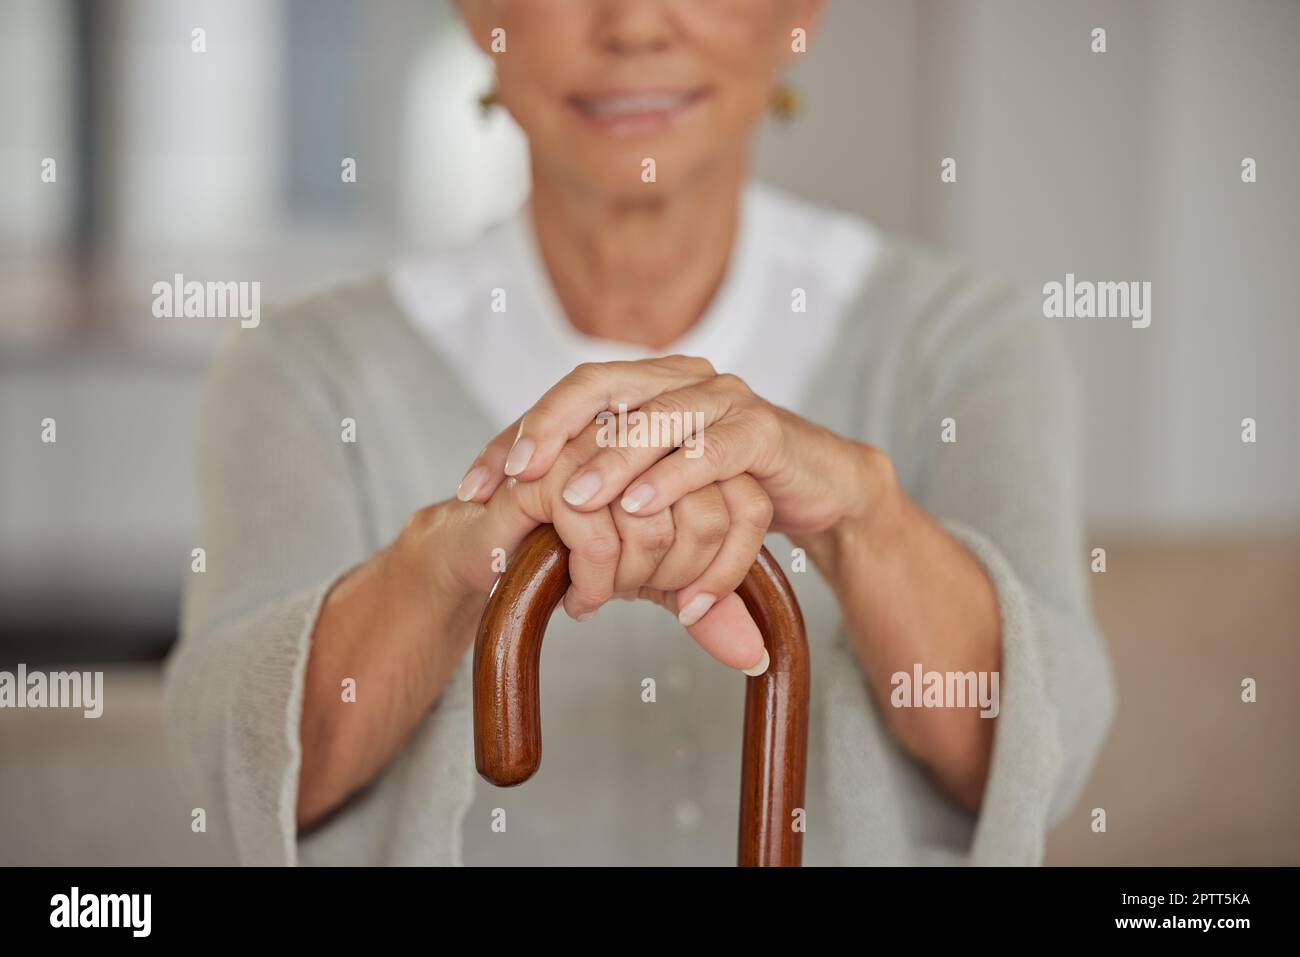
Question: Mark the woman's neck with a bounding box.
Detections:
[528,161,745,350]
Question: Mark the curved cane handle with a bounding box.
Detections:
[473,524,810,867]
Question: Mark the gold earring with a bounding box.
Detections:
[770,84,802,122]
[478,83,501,116]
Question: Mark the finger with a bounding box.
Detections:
[552,502,621,621]
[463,421,611,610]
[685,592,768,675]
[645,484,730,592]
[610,504,676,594]
[459,485,617,621]
[504,356,716,482]
[638,588,766,675]
[485,417,604,519]
[455,417,522,504]
[530,426,622,620]
[619,415,773,517]
[558,382,733,512]
[674,475,773,628]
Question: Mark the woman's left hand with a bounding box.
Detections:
[456,355,896,546]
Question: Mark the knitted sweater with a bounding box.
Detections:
[164,187,1115,866]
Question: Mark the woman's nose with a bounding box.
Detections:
[591,0,677,56]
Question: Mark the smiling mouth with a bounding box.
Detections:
[568,88,710,135]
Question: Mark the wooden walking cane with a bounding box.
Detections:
[473,524,810,866]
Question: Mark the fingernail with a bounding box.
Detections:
[562,471,602,507]
[677,593,716,627]
[620,482,655,514]
[576,610,595,622]
[456,466,489,502]
[504,437,535,476]
[742,648,770,678]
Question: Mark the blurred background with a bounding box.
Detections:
[1,0,1297,865]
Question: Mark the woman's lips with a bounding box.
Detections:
[568,89,709,136]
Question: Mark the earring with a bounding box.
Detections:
[770,84,802,122]
[478,84,500,116]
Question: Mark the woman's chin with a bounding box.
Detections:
[547,141,726,201]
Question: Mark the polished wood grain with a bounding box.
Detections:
[473,524,809,866]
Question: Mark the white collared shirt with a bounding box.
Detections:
[389,181,880,428]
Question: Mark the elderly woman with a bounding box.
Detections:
[165,0,1114,866]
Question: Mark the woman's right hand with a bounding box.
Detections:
[423,418,773,675]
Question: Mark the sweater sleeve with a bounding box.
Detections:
[163,323,370,866]
[895,278,1117,864]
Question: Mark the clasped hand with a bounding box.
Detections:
[451,355,881,674]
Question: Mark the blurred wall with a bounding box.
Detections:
[908,0,1300,537]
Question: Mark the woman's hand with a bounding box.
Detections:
[456,355,895,562]
[442,417,774,674]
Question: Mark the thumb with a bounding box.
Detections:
[638,588,769,676]
[441,481,543,595]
